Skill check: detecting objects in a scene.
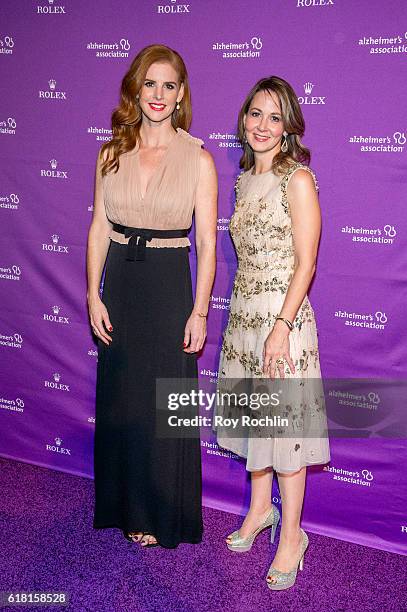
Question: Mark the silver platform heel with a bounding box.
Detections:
[226,505,281,553]
[266,528,309,590]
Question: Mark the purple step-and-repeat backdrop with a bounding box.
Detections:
[1,0,406,555]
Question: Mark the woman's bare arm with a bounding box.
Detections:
[183,148,218,353]
[263,169,321,377]
[86,151,114,345]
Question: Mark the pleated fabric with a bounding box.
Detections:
[96,128,203,248]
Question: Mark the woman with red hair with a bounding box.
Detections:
[87,45,217,548]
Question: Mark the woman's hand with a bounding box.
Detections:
[183,312,207,354]
[262,321,295,379]
[88,294,113,346]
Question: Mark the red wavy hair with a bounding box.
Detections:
[100,44,192,176]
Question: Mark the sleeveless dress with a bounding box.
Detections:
[93,128,203,548]
[216,163,331,473]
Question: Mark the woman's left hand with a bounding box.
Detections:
[183,312,207,353]
[262,322,296,379]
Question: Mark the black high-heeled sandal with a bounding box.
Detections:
[140,533,159,548]
[123,531,142,543]
[123,530,159,547]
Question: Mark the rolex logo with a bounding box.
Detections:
[39,80,66,100]
[45,372,70,391]
[46,436,71,455]
[42,233,68,252]
[298,82,325,106]
[41,159,68,179]
[44,304,69,324]
[304,82,314,95]
[37,0,66,14]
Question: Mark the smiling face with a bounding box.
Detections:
[244,89,285,157]
[138,61,184,124]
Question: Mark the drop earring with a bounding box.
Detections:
[176,102,180,110]
[281,132,288,153]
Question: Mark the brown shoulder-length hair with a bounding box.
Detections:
[100,44,192,176]
[237,76,310,175]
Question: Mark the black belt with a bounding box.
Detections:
[112,223,189,261]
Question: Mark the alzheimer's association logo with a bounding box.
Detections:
[0,193,19,210]
[0,396,25,413]
[212,36,263,60]
[0,264,21,281]
[0,332,23,349]
[334,309,388,330]
[86,38,131,58]
[349,131,406,153]
[0,35,14,54]
[0,117,16,135]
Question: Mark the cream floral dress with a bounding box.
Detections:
[216,163,331,473]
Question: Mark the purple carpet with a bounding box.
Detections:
[0,457,405,612]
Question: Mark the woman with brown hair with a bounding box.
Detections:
[216,76,330,589]
[87,44,217,548]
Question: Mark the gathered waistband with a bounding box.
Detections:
[112,223,189,261]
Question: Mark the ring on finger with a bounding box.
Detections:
[275,358,284,365]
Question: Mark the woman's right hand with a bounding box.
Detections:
[88,294,113,345]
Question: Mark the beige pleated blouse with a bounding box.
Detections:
[94,128,203,248]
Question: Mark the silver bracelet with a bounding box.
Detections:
[275,316,294,331]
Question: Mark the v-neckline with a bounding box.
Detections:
[136,129,180,201]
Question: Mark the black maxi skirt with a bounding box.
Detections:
[93,240,203,548]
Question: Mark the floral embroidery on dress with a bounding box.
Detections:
[215,161,330,473]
